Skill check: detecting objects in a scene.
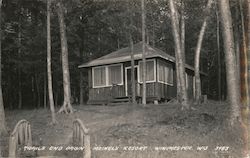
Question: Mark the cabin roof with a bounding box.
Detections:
[79,42,207,75]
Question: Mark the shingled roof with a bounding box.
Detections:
[78,42,207,75]
[79,42,175,68]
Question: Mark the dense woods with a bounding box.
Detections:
[0,0,248,127]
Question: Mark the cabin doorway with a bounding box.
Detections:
[125,66,138,96]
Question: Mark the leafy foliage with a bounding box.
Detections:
[0,0,231,108]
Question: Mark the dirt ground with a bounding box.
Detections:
[2,100,248,158]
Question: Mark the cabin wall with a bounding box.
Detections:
[88,85,125,104]
[155,58,177,101]
[84,58,207,104]
[157,69,177,100]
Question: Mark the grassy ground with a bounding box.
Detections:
[3,100,246,158]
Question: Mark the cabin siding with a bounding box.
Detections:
[85,57,205,104]
[88,85,125,104]
[155,69,177,100]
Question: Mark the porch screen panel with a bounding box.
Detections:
[93,67,106,87]
[166,65,173,84]
[108,65,122,85]
[158,61,166,82]
[139,60,155,82]
[158,61,173,85]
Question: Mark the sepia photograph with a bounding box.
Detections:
[0,0,249,157]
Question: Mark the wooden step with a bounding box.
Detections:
[111,98,131,103]
[113,96,131,99]
[108,102,130,106]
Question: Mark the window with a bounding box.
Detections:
[93,66,106,87]
[92,64,123,88]
[139,59,156,83]
[158,60,173,85]
[108,64,122,85]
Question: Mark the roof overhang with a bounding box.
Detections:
[78,53,175,68]
[78,42,207,76]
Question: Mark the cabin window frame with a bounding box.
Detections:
[157,59,174,86]
[138,59,156,83]
[125,65,139,96]
[108,63,124,86]
[92,63,123,88]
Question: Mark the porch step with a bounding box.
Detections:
[109,96,131,104]
[111,97,131,103]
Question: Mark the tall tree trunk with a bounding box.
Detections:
[57,1,73,114]
[180,0,185,61]
[239,0,250,157]
[239,0,250,108]
[18,20,22,109]
[169,0,188,109]
[248,0,250,111]
[127,1,136,105]
[141,0,147,105]
[0,0,6,136]
[194,0,213,104]
[216,5,221,101]
[178,0,185,102]
[218,0,241,124]
[79,71,84,105]
[152,21,155,47]
[129,33,136,104]
[247,0,250,109]
[35,74,41,108]
[47,0,56,124]
[234,3,241,91]
[79,33,84,105]
[44,72,47,109]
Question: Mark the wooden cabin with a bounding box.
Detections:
[79,42,207,105]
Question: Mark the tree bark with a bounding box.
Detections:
[47,0,56,124]
[216,5,221,101]
[218,0,241,124]
[0,0,7,136]
[194,0,213,104]
[44,73,47,109]
[141,0,147,105]
[178,0,185,102]
[234,3,241,92]
[239,1,250,157]
[127,1,136,105]
[239,0,250,108]
[79,71,84,105]
[180,0,185,62]
[18,18,22,109]
[129,33,136,104]
[247,0,250,109]
[56,1,73,114]
[79,31,84,105]
[169,0,188,109]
